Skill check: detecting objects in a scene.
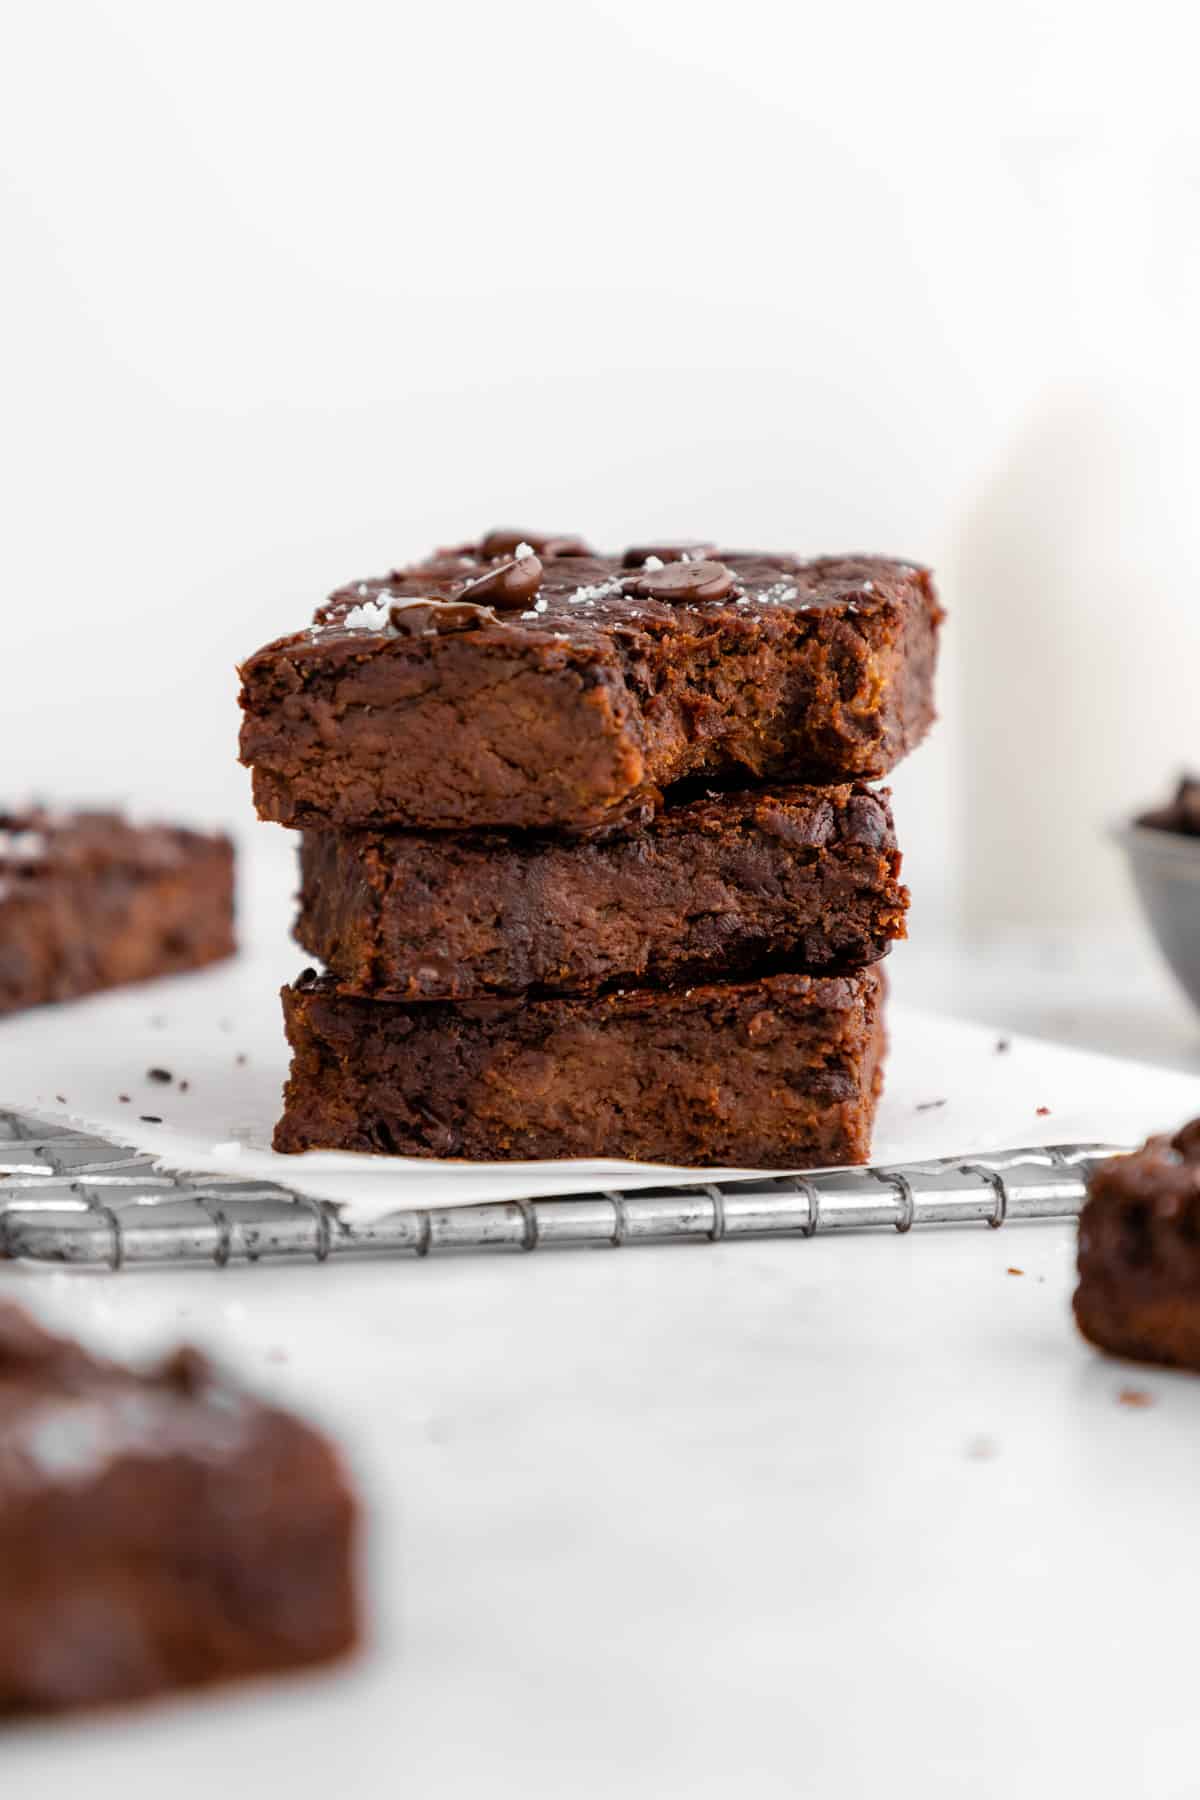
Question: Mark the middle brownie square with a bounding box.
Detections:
[295,782,907,1002]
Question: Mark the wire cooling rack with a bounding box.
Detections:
[0,1109,1121,1271]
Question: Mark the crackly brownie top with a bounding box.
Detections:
[0,1303,268,1499]
[298,531,935,655]
[0,811,228,886]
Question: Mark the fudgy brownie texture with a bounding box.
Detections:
[1139,774,1200,836]
[295,783,907,1000]
[0,1302,359,1716]
[239,535,943,832]
[274,963,886,1167]
[0,811,235,1017]
[1075,1120,1200,1370]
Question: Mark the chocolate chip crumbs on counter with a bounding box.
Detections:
[995,1037,1011,1053]
[1118,1389,1154,1408]
[147,1067,172,1084]
[1006,1267,1024,1277]
[140,1115,163,1124]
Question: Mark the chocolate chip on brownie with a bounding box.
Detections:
[456,553,544,610]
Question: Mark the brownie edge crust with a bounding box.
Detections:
[274,964,887,1168]
[1075,1121,1200,1371]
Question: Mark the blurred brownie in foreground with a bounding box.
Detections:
[296,783,908,1001]
[239,539,943,833]
[1075,1120,1200,1370]
[274,963,886,1166]
[0,1302,359,1715]
[0,811,235,1017]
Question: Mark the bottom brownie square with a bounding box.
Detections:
[0,1303,359,1715]
[1075,1121,1200,1370]
[275,964,886,1168]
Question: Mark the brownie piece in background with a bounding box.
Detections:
[1139,774,1200,837]
[239,540,942,833]
[296,783,907,1001]
[275,963,886,1167]
[0,811,235,1017]
[0,1301,359,1716]
[1075,1120,1200,1371]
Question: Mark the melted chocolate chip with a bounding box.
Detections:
[633,559,737,603]
[478,529,589,560]
[389,599,498,636]
[621,541,717,568]
[1172,1117,1200,1163]
[457,554,544,611]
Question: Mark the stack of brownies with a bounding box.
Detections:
[238,531,942,1167]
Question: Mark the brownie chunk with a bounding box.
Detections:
[0,811,236,1017]
[1075,1121,1200,1370]
[296,783,907,1000]
[1139,774,1200,836]
[0,1302,359,1715]
[274,963,886,1167]
[239,538,942,832]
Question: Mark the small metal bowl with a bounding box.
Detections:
[1115,820,1200,1014]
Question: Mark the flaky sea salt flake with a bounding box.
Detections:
[342,601,391,631]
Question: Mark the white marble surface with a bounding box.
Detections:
[6,917,1200,1797]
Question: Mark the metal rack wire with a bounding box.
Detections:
[0,1109,1118,1271]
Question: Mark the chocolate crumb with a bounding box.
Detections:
[147,1068,172,1084]
[916,1098,946,1112]
[1006,1267,1024,1276]
[1118,1388,1153,1408]
[994,1037,1011,1054]
[118,1094,131,1103]
[55,1095,67,1105]
[140,1115,163,1124]
[236,1054,247,1067]
[179,1081,190,1093]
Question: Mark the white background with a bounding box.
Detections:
[4,1,1200,935]
[8,12,1200,1794]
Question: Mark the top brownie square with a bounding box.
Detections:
[239,533,942,833]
